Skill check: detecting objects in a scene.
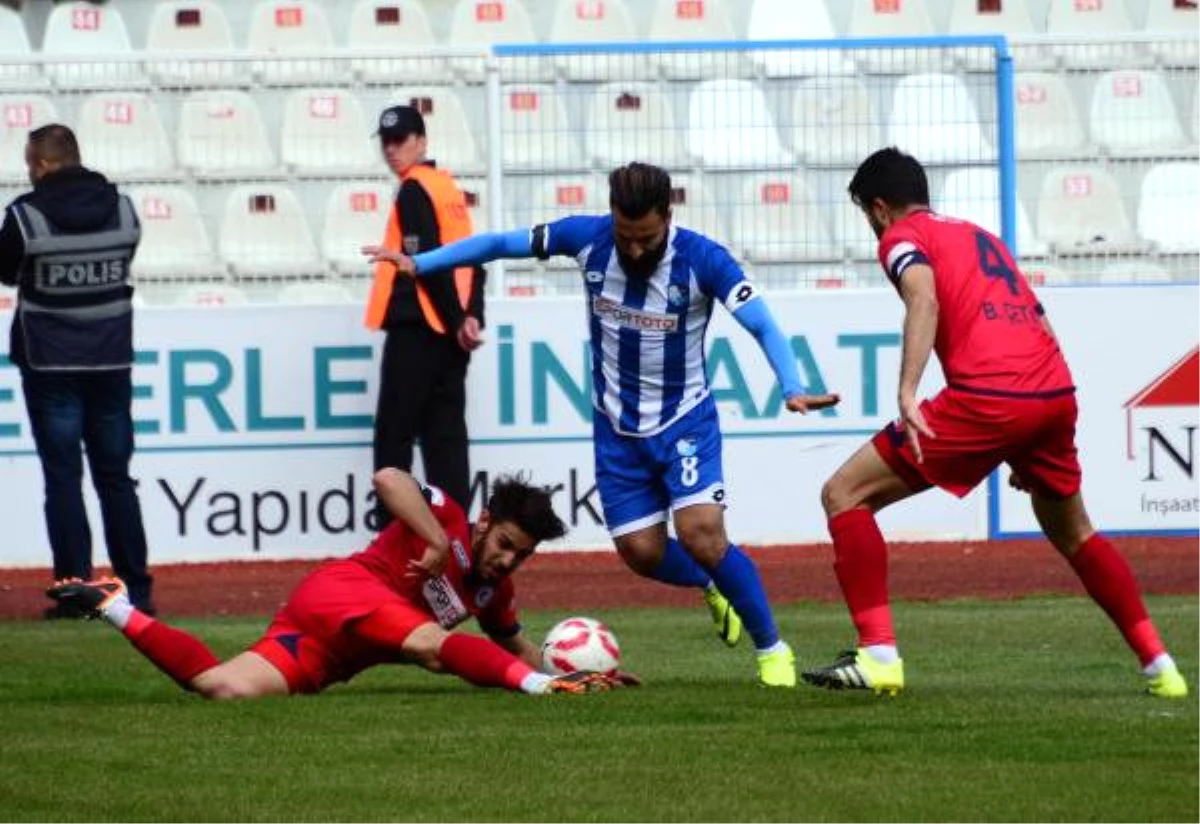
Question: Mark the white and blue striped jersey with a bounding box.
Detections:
[533,214,763,437]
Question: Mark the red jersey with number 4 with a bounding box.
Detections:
[877,210,1074,397]
[349,485,519,634]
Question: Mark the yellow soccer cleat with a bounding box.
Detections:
[802,648,905,697]
[1145,665,1189,699]
[703,586,743,647]
[757,643,796,688]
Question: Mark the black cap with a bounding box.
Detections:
[376,104,426,141]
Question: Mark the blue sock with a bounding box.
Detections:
[649,538,713,588]
[709,545,780,650]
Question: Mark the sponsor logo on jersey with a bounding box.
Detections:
[473,585,495,608]
[585,269,604,283]
[592,295,678,332]
[676,436,697,458]
[666,283,687,308]
[422,575,469,628]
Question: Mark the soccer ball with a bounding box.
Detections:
[541,616,621,676]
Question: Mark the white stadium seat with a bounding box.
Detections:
[1046,0,1149,69]
[0,95,57,182]
[668,174,724,240]
[832,199,877,261]
[247,0,336,84]
[127,186,224,280]
[687,79,793,169]
[500,84,585,171]
[1144,0,1199,67]
[321,182,393,276]
[647,0,740,80]
[887,73,991,164]
[1035,165,1144,255]
[177,90,277,177]
[218,185,323,277]
[447,0,546,81]
[786,76,880,167]
[0,6,40,88]
[946,0,1047,71]
[387,88,482,176]
[280,88,376,173]
[42,2,141,88]
[746,0,855,78]
[348,0,445,85]
[549,0,640,82]
[144,1,236,86]
[175,283,251,307]
[847,0,943,74]
[76,93,175,179]
[937,167,1046,258]
[276,280,357,304]
[584,83,688,169]
[1137,162,1200,254]
[731,172,838,263]
[1089,70,1188,157]
[1014,71,1088,160]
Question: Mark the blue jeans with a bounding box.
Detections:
[21,368,153,608]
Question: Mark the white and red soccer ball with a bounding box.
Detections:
[541,616,621,676]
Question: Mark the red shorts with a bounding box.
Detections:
[872,387,1082,499]
[249,560,436,694]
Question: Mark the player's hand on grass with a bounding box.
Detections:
[784,392,840,414]
[899,394,936,464]
[361,245,417,275]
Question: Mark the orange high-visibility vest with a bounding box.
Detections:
[364,163,475,333]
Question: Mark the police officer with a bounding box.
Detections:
[363,104,486,524]
[0,123,154,617]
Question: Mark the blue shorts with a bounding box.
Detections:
[593,395,727,537]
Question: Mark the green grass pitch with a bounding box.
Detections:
[1,596,1195,822]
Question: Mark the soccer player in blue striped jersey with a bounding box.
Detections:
[365,162,840,686]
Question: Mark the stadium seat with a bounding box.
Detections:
[42,2,142,88]
[347,0,445,85]
[583,83,689,170]
[785,76,879,167]
[321,182,392,276]
[647,0,742,80]
[1137,162,1200,254]
[1144,0,1199,68]
[76,93,175,180]
[507,175,607,264]
[549,0,641,82]
[886,73,992,164]
[386,87,482,175]
[1088,70,1188,157]
[667,173,724,240]
[1034,165,1145,255]
[0,6,41,88]
[175,283,251,307]
[0,95,57,182]
[936,167,1046,258]
[177,90,277,177]
[447,0,547,82]
[500,84,585,171]
[247,0,337,84]
[745,0,855,78]
[687,79,793,169]
[1045,0,1150,69]
[729,172,838,263]
[1014,71,1088,160]
[280,88,376,173]
[832,198,877,261]
[219,185,324,278]
[946,0,1048,71]
[144,1,236,86]
[127,186,224,280]
[276,280,357,304]
[846,0,943,74]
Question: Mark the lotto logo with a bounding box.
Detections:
[761,183,790,204]
[1017,84,1047,105]
[104,102,133,125]
[308,96,339,118]
[71,6,101,30]
[676,0,704,20]
[873,0,901,13]
[1063,175,1093,197]
[556,185,585,206]
[509,92,539,111]
[1112,75,1142,98]
[275,6,303,27]
[476,2,505,22]
[141,197,173,220]
[576,0,605,20]
[349,192,378,212]
[4,103,31,128]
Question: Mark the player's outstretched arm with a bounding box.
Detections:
[733,296,840,414]
[372,468,450,577]
[363,229,534,276]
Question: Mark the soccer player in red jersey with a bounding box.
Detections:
[48,469,627,697]
[801,148,1188,699]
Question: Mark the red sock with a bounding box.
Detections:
[438,633,534,691]
[124,613,221,689]
[829,508,895,647]
[1069,534,1165,666]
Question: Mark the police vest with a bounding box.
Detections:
[12,196,139,371]
[364,163,475,334]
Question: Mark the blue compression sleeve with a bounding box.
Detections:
[710,545,780,650]
[412,229,533,275]
[732,299,804,398]
[651,538,713,589]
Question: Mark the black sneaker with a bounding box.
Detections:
[42,601,88,620]
[45,577,128,619]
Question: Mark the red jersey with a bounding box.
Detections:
[878,210,1074,396]
[348,485,519,635]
